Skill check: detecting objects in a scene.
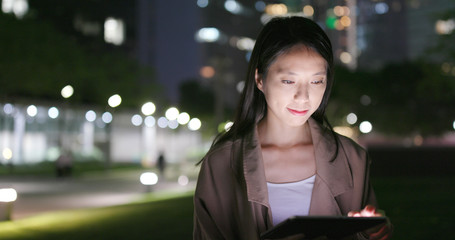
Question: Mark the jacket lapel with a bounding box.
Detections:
[243,126,269,207]
[241,118,354,221]
[308,118,353,215]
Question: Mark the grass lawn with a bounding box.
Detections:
[0,191,195,240]
[372,175,455,240]
[1,176,453,240]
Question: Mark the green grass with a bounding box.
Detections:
[0,161,145,177]
[372,176,455,240]
[1,176,453,240]
[0,191,194,240]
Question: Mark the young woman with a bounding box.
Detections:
[193,16,392,240]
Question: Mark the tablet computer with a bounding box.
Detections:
[260,216,386,239]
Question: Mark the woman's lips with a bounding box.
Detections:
[287,108,308,116]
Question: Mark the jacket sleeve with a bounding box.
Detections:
[193,150,259,240]
[193,156,225,240]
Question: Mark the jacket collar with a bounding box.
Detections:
[242,117,353,210]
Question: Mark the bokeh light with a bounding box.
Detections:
[48,107,59,119]
[359,121,373,134]
[255,1,266,12]
[26,105,37,117]
[340,52,352,64]
[141,102,156,115]
[224,121,233,131]
[196,27,220,42]
[375,2,389,14]
[200,66,215,78]
[224,0,242,14]
[178,175,189,186]
[347,113,358,125]
[3,103,14,115]
[188,118,202,131]
[157,117,168,128]
[102,112,113,124]
[2,148,13,160]
[177,112,190,125]
[303,5,314,17]
[165,107,179,120]
[340,16,351,27]
[236,81,245,93]
[108,94,122,108]
[131,114,143,126]
[168,120,179,129]
[104,17,124,45]
[0,188,17,202]
[140,172,158,185]
[61,85,74,99]
[265,3,287,15]
[85,110,97,122]
[360,95,371,106]
[144,116,156,127]
[197,0,208,8]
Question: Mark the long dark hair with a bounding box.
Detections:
[212,16,338,155]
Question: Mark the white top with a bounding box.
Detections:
[267,175,316,226]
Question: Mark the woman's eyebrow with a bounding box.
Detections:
[313,71,327,76]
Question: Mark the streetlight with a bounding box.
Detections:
[141,102,156,116]
[165,107,179,121]
[140,172,158,192]
[108,94,122,108]
[61,85,74,99]
[188,118,202,131]
[0,188,17,221]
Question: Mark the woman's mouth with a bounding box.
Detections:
[287,108,308,116]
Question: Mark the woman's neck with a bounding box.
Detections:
[257,117,312,148]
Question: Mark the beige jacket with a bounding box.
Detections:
[193,118,377,239]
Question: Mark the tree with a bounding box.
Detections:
[0,12,162,108]
[329,61,455,137]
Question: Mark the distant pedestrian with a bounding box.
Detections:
[157,152,166,178]
[56,150,73,177]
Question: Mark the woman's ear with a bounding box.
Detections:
[255,69,264,92]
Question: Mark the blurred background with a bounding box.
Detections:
[0,0,454,239]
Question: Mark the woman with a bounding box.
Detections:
[193,16,392,240]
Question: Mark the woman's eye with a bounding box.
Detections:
[311,79,325,84]
[281,80,293,84]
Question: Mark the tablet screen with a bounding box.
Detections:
[260,216,386,239]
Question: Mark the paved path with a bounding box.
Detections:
[0,170,195,220]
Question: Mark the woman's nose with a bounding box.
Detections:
[294,84,309,102]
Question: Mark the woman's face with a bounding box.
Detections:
[256,45,327,128]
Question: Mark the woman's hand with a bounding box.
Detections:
[347,205,393,240]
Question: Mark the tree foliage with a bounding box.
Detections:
[329,61,455,136]
[0,13,162,108]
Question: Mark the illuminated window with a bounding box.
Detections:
[2,0,28,19]
[104,17,125,45]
